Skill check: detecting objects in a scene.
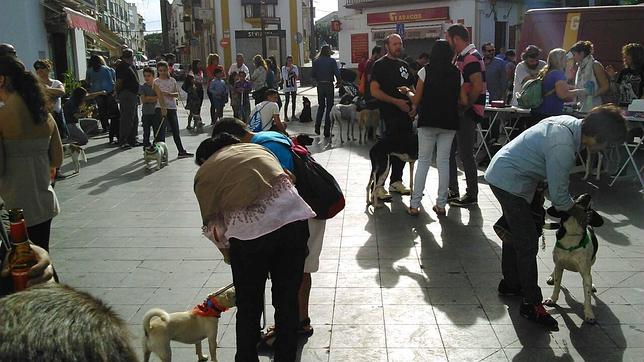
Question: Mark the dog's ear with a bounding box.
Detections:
[588,209,604,227]
[547,206,563,218]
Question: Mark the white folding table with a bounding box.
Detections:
[608,115,644,190]
[477,106,531,160]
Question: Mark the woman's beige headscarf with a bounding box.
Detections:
[194,143,285,223]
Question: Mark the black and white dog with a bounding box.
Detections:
[544,193,604,324]
[366,133,418,207]
[299,97,313,123]
[144,142,169,170]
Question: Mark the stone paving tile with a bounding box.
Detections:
[50,88,644,360]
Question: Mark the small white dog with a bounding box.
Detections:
[544,194,603,324]
[357,108,380,144]
[329,101,358,143]
[62,143,87,174]
[142,287,236,362]
[144,142,169,170]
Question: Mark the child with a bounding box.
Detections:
[208,68,228,124]
[139,67,160,147]
[235,71,252,123]
[154,61,193,158]
[181,73,202,130]
[62,87,90,146]
[228,71,240,119]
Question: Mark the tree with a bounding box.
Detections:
[315,23,338,49]
[145,33,163,59]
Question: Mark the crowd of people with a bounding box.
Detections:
[0,23,641,359]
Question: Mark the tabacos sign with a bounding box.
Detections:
[367,7,449,26]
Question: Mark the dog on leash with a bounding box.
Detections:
[543,193,604,324]
[144,142,169,170]
[357,109,380,144]
[329,102,358,143]
[366,134,418,208]
[299,96,313,123]
[62,143,87,174]
[142,287,236,362]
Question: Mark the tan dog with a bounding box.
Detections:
[62,143,87,174]
[357,108,380,144]
[142,287,236,362]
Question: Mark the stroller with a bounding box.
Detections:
[338,62,359,100]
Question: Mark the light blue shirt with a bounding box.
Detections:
[485,115,582,211]
[251,131,295,172]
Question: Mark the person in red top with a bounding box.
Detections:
[446,24,486,208]
[206,54,225,124]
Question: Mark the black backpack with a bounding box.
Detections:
[291,144,345,220]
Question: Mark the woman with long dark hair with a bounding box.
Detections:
[402,40,464,216]
[85,54,119,143]
[0,56,63,251]
[606,43,644,106]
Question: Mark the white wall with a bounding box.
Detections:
[475,0,522,49]
[73,29,87,80]
[0,0,49,71]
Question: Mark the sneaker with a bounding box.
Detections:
[432,205,446,217]
[498,279,522,297]
[119,143,132,150]
[449,194,477,207]
[178,151,194,159]
[389,181,411,195]
[187,125,194,130]
[520,302,559,330]
[375,186,392,201]
[448,190,460,202]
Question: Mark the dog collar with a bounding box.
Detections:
[192,295,229,318]
[555,230,591,252]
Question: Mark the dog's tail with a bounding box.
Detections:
[142,308,170,336]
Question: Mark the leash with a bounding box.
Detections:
[210,282,234,297]
[153,116,166,141]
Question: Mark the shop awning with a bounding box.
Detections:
[64,7,98,34]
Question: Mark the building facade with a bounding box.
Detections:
[336,0,523,66]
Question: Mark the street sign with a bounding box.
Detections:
[331,20,341,32]
[220,37,230,47]
[396,23,405,38]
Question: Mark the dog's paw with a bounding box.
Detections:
[543,298,557,307]
[546,276,554,285]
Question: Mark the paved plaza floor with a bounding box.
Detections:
[51,87,643,361]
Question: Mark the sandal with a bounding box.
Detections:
[408,207,420,216]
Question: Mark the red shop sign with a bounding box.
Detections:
[350,33,369,64]
[367,7,449,26]
[331,20,342,32]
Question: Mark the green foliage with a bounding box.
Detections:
[315,23,338,49]
[62,71,81,97]
[145,33,164,59]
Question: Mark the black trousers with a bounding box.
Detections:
[490,185,543,304]
[229,220,309,362]
[27,219,52,252]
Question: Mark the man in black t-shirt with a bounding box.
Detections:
[115,48,141,148]
[370,34,417,200]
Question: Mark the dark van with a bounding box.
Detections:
[519,5,644,69]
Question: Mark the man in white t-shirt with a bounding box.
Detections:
[248,89,285,133]
[511,45,547,106]
[229,53,250,80]
[281,55,299,121]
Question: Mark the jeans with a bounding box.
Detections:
[411,127,456,208]
[118,90,139,145]
[141,113,161,147]
[490,185,543,304]
[66,123,88,146]
[449,110,479,198]
[155,108,185,154]
[229,220,309,362]
[52,111,68,139]
[315,82,334,135]
[284,91,297,119]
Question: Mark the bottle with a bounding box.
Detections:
[7,208,37,292]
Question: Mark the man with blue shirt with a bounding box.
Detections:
[312,45,340,137]
[485,105,627,330]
